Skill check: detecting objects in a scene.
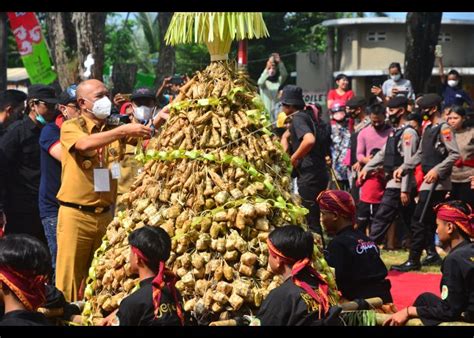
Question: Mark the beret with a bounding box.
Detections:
[387,96,408,108]
[345,96,367,108]
[418,93,442,109]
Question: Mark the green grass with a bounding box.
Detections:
[380,248,444,274]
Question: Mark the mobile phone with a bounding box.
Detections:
[122,94,132,101]
[170,75,183,85]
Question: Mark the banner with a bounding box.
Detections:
[7,12,57,85]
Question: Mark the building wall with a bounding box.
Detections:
[339,24,474,72]
[296,51,330,110]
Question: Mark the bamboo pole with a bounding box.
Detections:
[340,297,383,311]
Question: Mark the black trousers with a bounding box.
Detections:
[298,177,328,242]
[409,190,447,262]
[357,202,380,234]
[4,209,47,245]
[413,292,444,326]
[369,188,416,244]
[450,182,474,209]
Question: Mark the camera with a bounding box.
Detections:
[170,75,184,85]
[106,113,131,126]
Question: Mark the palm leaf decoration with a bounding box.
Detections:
[164,12,269,61]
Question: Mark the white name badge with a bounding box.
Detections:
[111,162,121,179]
[94,168,111,192]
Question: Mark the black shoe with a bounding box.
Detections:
[390,260,421,272]
[421,253,442,266]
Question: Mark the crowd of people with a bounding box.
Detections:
[0,51,472,326]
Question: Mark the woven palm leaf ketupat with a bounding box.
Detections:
[81,12,338,326]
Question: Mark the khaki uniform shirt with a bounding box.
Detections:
[117,144,142,195]
[364,125,420,192]
[56,115,125,207]
[400,121,460,191]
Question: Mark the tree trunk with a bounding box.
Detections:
[155,12,175,87]
[111,63,137,96]
[404,12,442,94]
[72,12,107,81]
[45,12,79,90]
[0,12,7,91]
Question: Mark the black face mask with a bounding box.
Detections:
[422,108,433,121]
[389,114,401,125]
[373,123,385,130]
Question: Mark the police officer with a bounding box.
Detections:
[55,79,152,301]
[392,94,460,271]
[0,85,58,243]
[360,96,419,245]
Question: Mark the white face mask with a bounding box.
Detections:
[85,96,111,120]
[133,105,152,122]
[391,74,401,81]
[447,80,459,88]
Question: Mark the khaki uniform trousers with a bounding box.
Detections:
[55,205,112,302]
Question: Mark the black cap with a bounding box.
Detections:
[407,112,423,125]
[417,93,442,109]
[387,96,408,109]
[27,84,58,104]
[0,89,27,105]
[58,90,77,106]
[280,85,305,107]
[131,87,155,101]
[346,96,367,108]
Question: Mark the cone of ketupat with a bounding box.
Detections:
[81,12,339,326]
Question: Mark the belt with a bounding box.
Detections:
[59,201,110,214]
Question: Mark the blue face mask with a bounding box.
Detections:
[36,114,47,125]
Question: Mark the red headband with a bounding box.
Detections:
[267,238,330,318]
[434,204,474,238]
[131,246,184,325]
[0,265,47,311]
[316,190,356,221]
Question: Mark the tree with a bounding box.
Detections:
[71,12,107,82]
[133,12,159,75]
[155,12,175,86]
[404,12,443,94]
[0,12,7,91]
[45,12,78,89]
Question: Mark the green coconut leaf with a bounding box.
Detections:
[165,12,269,46]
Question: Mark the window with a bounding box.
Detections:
[367,32,386,42]
[438,32,451,43]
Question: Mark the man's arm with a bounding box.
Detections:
[437,56,446,84]
[401,128,420,192]
[291,133,315,166]
[74,124,152,153]
[432,124,460,180]
[280,129,291,153]
[363,145,385,173]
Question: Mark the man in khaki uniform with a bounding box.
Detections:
[56,79,152,301]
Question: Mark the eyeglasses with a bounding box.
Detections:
[36,100,56,109]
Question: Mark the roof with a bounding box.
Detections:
[322,17,474,28]
[334,67,474,77]
[7,68,29,82]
